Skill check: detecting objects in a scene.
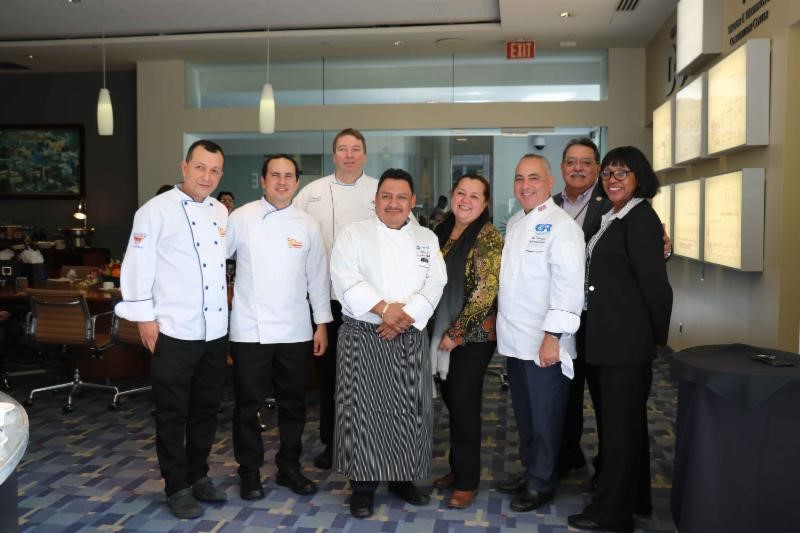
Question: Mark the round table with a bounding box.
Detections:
[0,391,29,533]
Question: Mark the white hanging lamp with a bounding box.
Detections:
[97,0,114,136]
[258,19,275,134]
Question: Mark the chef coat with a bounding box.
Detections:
[116,186,229,341]
[330,217,447,330]
[227,198,332,343]
[497,198,585,364]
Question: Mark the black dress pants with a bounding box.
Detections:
[151,333,228,497]
[558,312,589,469]
[232,340,312,477]
[439,341,495,491]
[315,300,342,447]
[584,363,653,527]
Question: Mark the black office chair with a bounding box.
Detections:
[24,288,119,413]
[108,312,152,410]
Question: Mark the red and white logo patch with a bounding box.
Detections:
[132,232,146,247]
[287,237,303,249]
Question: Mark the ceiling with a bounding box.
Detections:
[0,0,676,73]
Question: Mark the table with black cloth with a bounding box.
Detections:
[668,344,800,533]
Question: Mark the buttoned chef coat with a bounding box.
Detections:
[227,198,332,343]
[330,218,447,330]
[116,186,229,341]
[497,198,585,364]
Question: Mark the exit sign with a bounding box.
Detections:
[506,40,535,60]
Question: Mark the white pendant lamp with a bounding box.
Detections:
[258,18,275,134]
[97,0,114,136]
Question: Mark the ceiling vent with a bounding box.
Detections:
[0,62,30,71]
[616,0,640,11]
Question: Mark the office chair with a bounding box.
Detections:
[24,288,119,413]
[108,313,152,409]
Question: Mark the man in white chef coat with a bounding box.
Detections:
[329,168,447,519]
[293,128,378,470]
[226,154,332,500]
[116,140,229,519]
[495,154,586,513]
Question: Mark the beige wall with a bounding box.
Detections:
[645,1,800,351]
[136,48,650,204]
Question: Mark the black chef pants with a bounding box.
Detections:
[151,333,228,497]
[315,300,342,447]
[232,340,312,477]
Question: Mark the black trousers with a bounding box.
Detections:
[151,333,228,497]
[439,341,495,491]
[559,312,601,470]
[315,300,342,447]
[232,340,312,477]
[584,363,653,527]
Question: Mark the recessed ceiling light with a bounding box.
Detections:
[456,137,468,142]
[560,12,574,19]
[64,0,81,3]
[393,40,404,47]
[425,100,440,104]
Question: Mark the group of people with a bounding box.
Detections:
[116,128,672,532]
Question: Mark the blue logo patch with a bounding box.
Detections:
[535,224,552,233]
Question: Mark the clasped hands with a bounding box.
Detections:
[375,302,414,340]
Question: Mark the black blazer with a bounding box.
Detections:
[584,201,672,366]
[553,181,611,242]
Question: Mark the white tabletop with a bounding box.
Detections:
[0,391,29,485]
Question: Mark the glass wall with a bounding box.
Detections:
[186,50,608,108]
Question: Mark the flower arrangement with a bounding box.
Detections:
[102,260,122,278]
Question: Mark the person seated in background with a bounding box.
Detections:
[156,184,174,196]
[429,174,503,509]
[217,191,235,213]
[429,195,449,228]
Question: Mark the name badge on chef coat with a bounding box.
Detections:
[416,244,431,267]
[526,224,551,253]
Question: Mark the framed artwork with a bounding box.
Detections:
[0,125,85,198]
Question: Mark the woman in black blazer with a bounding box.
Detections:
[568,146,672,533]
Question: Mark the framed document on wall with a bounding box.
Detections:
[651,185,673,240]
[707,39,770,156]
[652,98,675,172]
[675,74,707,164]
[673,179,703,261]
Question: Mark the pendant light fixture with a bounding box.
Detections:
[97,0,114,136]
[258,10,275,134]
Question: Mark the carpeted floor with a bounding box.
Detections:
[5,355,678,532]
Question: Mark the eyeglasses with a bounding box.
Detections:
[600,169,632,181]
[563,158,596,167]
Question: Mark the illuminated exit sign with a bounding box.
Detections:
[506,40,535,60]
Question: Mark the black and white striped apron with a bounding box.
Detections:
[333,315,433,481]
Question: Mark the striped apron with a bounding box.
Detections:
[333,316,433,481]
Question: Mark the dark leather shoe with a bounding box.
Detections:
[510,488,554,512]
[313,446,333,470]
[567,513,633,533]
[167,487,203,519]
[447,489,477,509]
[495,473,526,494]
[350,491,374,518]
[433,471,456,489]
[388,481,430,506]
[556,455,587,478]
[191,477,227,502]
[240,474,264,500]
[276,469,317,496]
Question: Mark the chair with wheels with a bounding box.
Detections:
[24,288,119,413]
[108,313,152,409]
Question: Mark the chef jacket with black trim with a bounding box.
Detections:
[227,198,333,343]
[116,186,229,341]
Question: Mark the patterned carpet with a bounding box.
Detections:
[6,356,678,532]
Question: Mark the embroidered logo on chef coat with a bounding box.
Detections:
[287,237,304,249]
[217,226,226,237]
[526,224,551,252]
[416,244,431,266]
[132,232,147,248]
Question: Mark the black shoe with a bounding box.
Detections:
[556,455,587,478]
[167,487,203,519]
[350,491,374,518]
[240,474,264,500]
[313,446,333,470]
[510,488,554,512]
[191,477,227,502]
[495,473,527,495]
[276,469,318,496]
[567,513,633,533]
[387,481,430,506]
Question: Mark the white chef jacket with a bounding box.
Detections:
[293,173,378,260]
[115,186,229,341]
[330,217,447,330]
[226,198,332,343]
[497,198,585,364]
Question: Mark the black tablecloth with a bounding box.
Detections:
[668,343,800,411]
[668,344,800,533]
